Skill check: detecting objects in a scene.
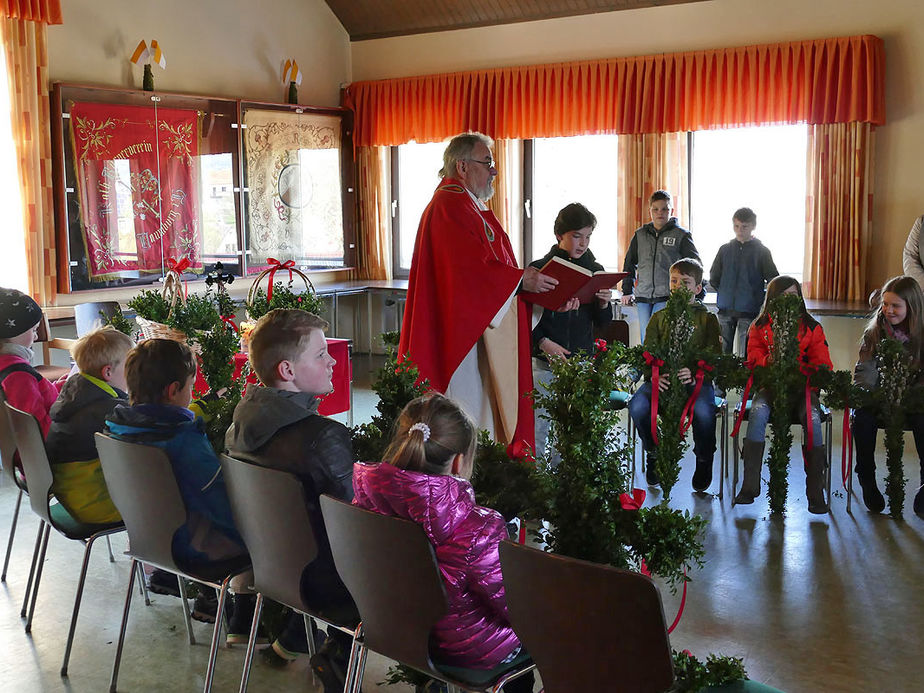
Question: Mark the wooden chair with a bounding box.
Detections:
[7,405,124,677]
[499,540,674,693]
[320,495,534,693]
[220,453,361,693]
[95,433,251,693]
[34,312,76,381]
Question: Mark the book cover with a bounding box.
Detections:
[522,256,627,310]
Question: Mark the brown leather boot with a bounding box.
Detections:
[734,440,764,504]
[805,445,829,514]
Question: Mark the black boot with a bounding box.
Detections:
[857,472,885,513]
[692,456,713,492]
[645,452,659,486]
[734,440,764,504]
[805,446,829,514]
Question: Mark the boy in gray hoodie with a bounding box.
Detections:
[225,309,354,690]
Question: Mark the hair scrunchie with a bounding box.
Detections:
[408,422,431,441]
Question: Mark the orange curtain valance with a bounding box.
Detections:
[345,34,884,146]
[0,0,61,24]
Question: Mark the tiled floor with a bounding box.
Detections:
[2,355,923,692]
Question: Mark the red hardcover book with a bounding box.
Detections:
[522,256,628,310]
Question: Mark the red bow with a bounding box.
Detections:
[731,359,756,439]
[506,440,535,464]
[265,258,296,302]
[619,488,646,510]
[594,338,608,353]
[167,256,191,274]
[643,351,665,445]
[679,360,714,436]
[219,315,239,334]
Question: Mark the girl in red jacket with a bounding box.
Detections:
[734,276,833,513]
[352,393,533,691]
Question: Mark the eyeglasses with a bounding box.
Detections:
[466,158,495,169]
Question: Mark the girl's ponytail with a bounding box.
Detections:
[383,393,477,476]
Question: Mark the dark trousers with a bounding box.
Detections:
[629,381,717,460]
[851,407,924,482]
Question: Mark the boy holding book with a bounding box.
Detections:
[530,203,613,460]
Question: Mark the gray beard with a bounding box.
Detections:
[475,181,495,202]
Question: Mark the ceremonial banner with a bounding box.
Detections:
[69,102,202,281]
[243,109,343,273]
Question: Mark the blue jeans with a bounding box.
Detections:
[745,389,823,448]
[629,381,717,461]
[635,301,667,342]
[717,313,753,356]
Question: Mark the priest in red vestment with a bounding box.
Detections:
[398,133,556,448]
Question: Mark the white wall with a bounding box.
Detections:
[47,0,351,106]
[351,0,924,293]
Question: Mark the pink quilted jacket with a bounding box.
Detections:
[352,462,521,669]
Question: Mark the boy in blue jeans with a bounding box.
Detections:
[708,207,778,355]
[628,258,721,491]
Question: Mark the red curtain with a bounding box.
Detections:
[345,35,884,146]
[0,1,61,24]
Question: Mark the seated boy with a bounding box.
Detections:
[708,207,778,355]
[530,202,613,460]
[225,309,356,689]
[105,338,246,567]
[46,326,134,523]
[0,288,66,443]
[628,258,721,492]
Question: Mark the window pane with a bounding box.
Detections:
[396,142,445,271]
[531,135,619,268]
[691,125,808,282]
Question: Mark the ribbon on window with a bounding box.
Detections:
[679,360,714,436]
[265,258,295,302]
[643,351,665,445]
[731,360,756,438]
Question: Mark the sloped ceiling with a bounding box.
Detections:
[324,0,711,41]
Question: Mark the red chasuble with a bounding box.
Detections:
[399,179,535,447]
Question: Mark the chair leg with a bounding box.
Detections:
[305,614,319,686]
[21,520,45,617]
[826,418,833,514]
[203,577,232,693]
[136,562,151,606]
[238,592,264,693]
[177,574,196,646]
[105,535,115,562]
[343,625,366,693]
[62,532,111,676]
[110,558,138,693]
[25,522,51,633]
[1,488,23,582]
[732,429,740,507]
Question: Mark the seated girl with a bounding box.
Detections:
[352,393,532,691]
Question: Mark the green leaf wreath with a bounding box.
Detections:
[245,283,326,321]
[874,338,912,517]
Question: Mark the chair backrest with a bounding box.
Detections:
[95,432,187,571]
[320,495,446,671]
[6,405,55,523]
[594,315,630,347]
[219,453,319,612]
[499,540,674,693]
[74,301,122,337]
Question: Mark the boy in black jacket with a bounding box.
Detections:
[708,207,778,355]
[530,203,613,461]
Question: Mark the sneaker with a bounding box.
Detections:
[148,569,181,597]
[191,591,218,624]
[692,457,713,492]
[645,453,659,486]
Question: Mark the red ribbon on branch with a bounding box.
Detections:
[619,488,646,511]
[800,362,819,450]
[842,408,853,489]
[643,351,665,445]
[265,258,296,302]
[219,315,239,334]
[667,573,688,634]
[679,360,714,436]
[731,360,756,438]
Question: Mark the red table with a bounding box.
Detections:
[195,338,352,416]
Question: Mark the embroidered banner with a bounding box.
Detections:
[69,102,202,281]
[243,109,343,273]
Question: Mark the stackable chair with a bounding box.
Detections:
[95,433,251,693]
[0,394,31,585]
[6,405,124,677]
[320,495,535,693]
[730,399,833,511]
[219,453,362,693]
[498,540,674,692]
[34,313,77,382]
[74,301,122,337]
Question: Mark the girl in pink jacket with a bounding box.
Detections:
[352,393,532,689]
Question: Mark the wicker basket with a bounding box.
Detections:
[245,261,316,321]
[135,268,189,343]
